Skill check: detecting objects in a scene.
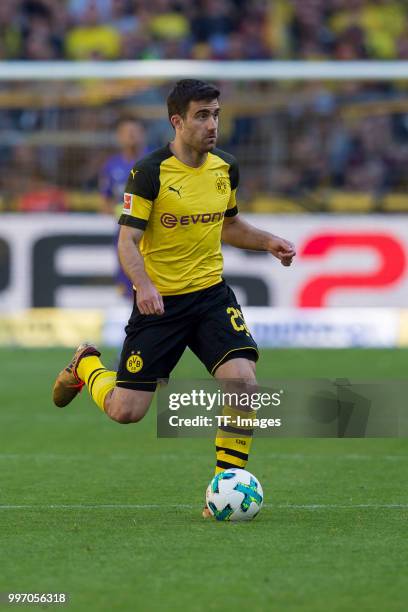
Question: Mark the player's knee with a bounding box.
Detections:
[215,357,257,382]
[111,409,145,424]
[108,404,147,424]
[106,394,149,425]
[237,360,256,380]
[106,388,153,424]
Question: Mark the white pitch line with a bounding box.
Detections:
[278,503,408,509]
[257,454,408,461]
[0,453,406,461]
[0,503,407,510]
[0,504,192,510]
[0,453,189,461]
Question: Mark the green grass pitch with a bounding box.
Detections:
[1,348,407,611]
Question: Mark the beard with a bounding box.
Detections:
[198,135,217,152]
[202,142,216,152]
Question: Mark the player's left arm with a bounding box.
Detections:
[221,214,296,267]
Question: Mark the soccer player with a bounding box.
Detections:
[52,79,295,517]
[100,115,146,216]
[99,115,147,298]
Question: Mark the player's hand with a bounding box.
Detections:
[136,280,164,315]
[268,236,296,267]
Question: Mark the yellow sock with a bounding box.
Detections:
[77,356,116,412]
[214,405,255,474]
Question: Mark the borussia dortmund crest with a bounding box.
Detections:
[215,176,228,195]
[126,353,143,373]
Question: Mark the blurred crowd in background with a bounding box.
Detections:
[0,0,407,214]
[0,0,407,61]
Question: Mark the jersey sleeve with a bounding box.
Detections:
[225,157,239,218]
[118,164,156,231]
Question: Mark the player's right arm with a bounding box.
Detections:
[118,226,164,315]
[118,160,164,315]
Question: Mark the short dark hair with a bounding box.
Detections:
[167,79,220,121]
[115,115,144,130]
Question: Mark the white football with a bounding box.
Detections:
[206,468,264,521]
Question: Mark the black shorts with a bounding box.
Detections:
[116,280,259,391]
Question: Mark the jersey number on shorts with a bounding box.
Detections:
[227,307,250,337]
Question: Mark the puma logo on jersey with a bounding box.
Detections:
[130,169,138,180]
[169,185,182,198]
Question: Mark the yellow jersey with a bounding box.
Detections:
[118,144,239,296]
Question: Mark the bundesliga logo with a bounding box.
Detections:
[160,211,225,228]
[123,193,133,213]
